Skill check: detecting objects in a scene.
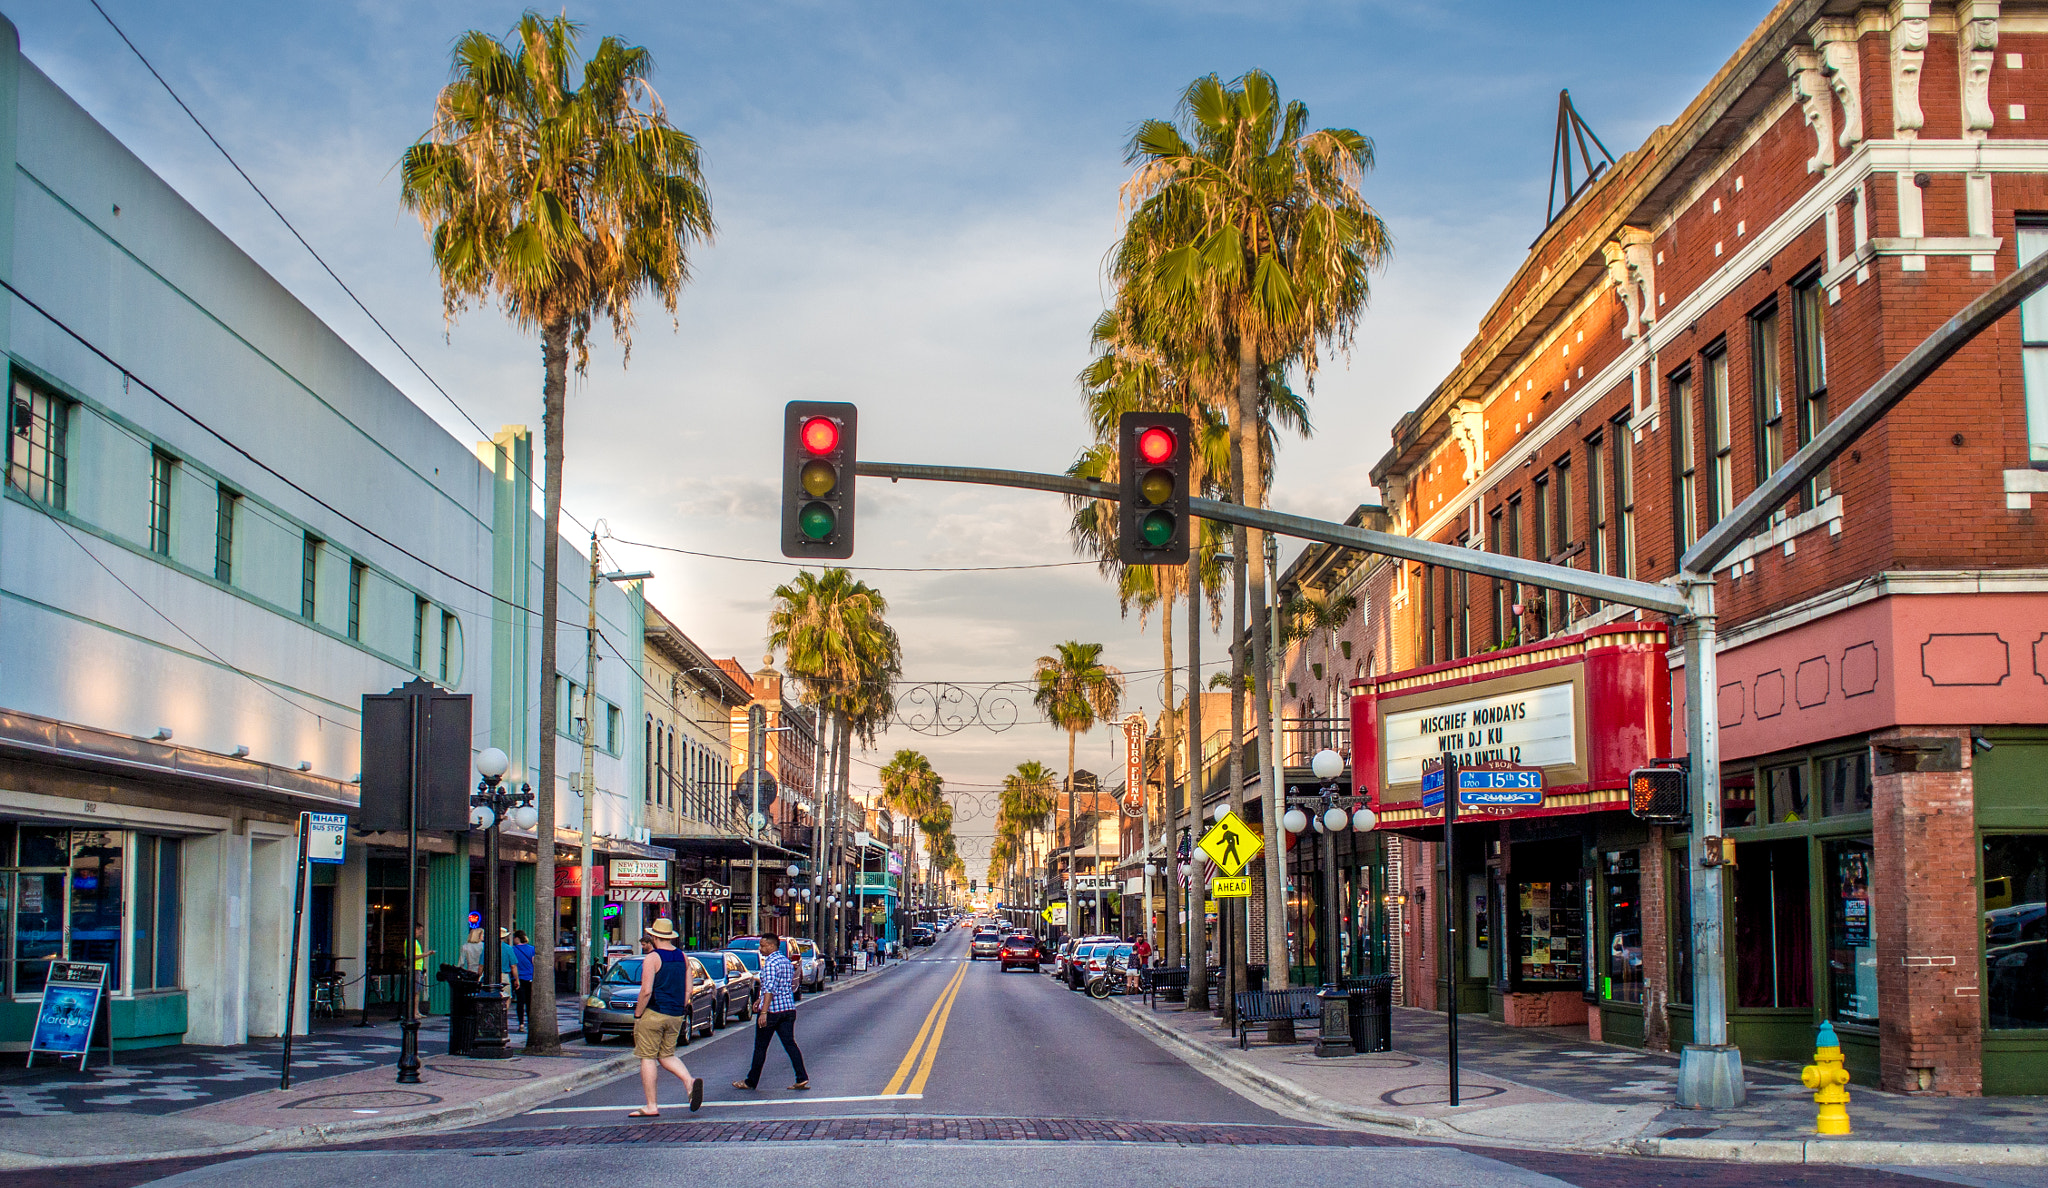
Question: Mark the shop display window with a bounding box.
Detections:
[1765,764,1809,824]
[1722,769,1757,828]
[1602,850,1644,1004]
[1511,845,1585,986]
[0,825,181,997]
[1983,835,2047,1030]
[1669,852,1693,1006]
[1734,839,1812,1008]
[1817,751,1872,817]
[1825,838,1879,1025]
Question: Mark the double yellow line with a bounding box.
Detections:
[881,959,967,1096]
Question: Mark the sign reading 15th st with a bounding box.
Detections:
[1423,763,1546,808]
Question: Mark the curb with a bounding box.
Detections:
[1104,998,2048,1167]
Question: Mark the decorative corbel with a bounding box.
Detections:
[1813,19,1864,151]
[1891,0,1930,139]
[1620,227,1657,334]
[1787,45,1836,173]
[1959,0,2000,141]
[1448,400,1486,484]
[1601,240,1640,339]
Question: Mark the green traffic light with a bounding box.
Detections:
[1141,509,1174,547]
[1140,468,1173,506]
[802,459,838,498]
[800,501,837,540]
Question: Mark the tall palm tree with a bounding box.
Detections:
[1118,70,1389,992]
[768,568,902,965]
[1032,643,1124,925]
[401,14,713,1056]
[1000,760,1060,917]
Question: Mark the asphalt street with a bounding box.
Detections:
[54,927,2048,1188]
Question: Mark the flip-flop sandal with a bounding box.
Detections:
[627,1108,659,1119]
[731,1080,755,1091]
[789,1081,810,1091]
[690,1078,705,1112]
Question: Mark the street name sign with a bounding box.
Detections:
[1213,876,1251,898]
[1422,762,1543,809]
[1197,810,1262,876]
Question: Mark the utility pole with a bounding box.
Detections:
[1264,530,1287,986]
[578,529,600,995]
[748,702,766,936]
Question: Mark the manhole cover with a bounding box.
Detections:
[429,1065,539,1081]
[282,1090,442,1110]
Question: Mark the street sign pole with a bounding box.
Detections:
[1441,747,1459,1109]
[281,812,310,1090]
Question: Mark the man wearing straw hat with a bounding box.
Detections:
[628,917,704,1117]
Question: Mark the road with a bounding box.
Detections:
[71,927,2048,1187]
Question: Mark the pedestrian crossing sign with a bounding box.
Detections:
[1198,809,1261,876]
[1213,876,1251,897]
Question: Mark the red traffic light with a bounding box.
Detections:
[801,416,840,456]
[1137,426,1176,466]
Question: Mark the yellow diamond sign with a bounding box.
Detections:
[1197,809,1262,876]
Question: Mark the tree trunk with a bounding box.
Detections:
[1186,552,1208,1009]
[1226,359,1250,1024]
[1065,728,1077,936]
[836,710,854,949]
[1239,338,1288,1012]
[1160,596,1178,969]
[527,316,569,1056]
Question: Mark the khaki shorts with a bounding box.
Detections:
[633,1008,684,1059]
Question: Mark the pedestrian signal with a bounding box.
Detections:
[1627,766,1688,824]
[1117,411,1190,565]
[781,401,857,559]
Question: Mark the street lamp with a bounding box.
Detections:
[1281,749,1366,995]
[469,746,534,1059]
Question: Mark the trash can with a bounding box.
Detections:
[438,964,481,1056]
[1348,974,1394,1054]
[1314,986,1354,1057]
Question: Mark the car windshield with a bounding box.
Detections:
[686,953,728,981]
[727,949,762,971]
[601,959,643,986]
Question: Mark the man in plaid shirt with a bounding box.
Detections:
[733,937,809,1091]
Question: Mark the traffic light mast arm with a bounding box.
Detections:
[853,460,1685,615]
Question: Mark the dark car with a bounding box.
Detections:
[998,935,1043,972]
[581,954,714,1045]
[727,935,818,997]
[688,950,760,1028]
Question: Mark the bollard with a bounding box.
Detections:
[1799,1020,1852,1136]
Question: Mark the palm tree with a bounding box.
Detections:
[401,14,713,1056]
[1118,70,1389,993]
[1000,760,1060,916]
[1032,643,1124,925]
[768,568,903,965]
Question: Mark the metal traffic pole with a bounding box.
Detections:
[1441,746,1459,1109]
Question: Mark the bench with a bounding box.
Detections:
[1232,988,1323,1048]
[1140,967,1189,1008]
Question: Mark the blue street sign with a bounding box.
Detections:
[1422,768,1444,794]
[1459,768,1542,791]
[1460,789,1544,807]
[1423,787,1444,808]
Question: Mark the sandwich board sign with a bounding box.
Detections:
[28,961,108,1070]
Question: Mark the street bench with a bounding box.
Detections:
[1140,967,1188,1008]
[1232,988,1322,1048]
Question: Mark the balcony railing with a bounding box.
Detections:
[1280,715,1350,769]
[855,871,898,893]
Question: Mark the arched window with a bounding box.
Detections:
[667,729,677,808]
[644,715,655,804]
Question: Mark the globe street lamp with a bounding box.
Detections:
[1281,749,1369,992]
[469,746,534,1058]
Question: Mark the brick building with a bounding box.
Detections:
[1353,0,2048,1095]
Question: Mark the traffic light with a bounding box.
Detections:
[1627,765,1688,824]
[1117,410,1190,565]
[781,401,857,559]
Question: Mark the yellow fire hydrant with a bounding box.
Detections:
[1800,1020,1852,1135]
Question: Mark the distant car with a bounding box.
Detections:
[687,950,760,1028]
[582,954,714,1045]
[788,938,827,991]
[969,930,1003,960]
[998,935,1044,972]
[909,926,935,947]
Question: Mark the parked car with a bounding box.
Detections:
[582,954,714,1045]
[997,935,1044,972]
[687,950,760,1028]
[909,926,935,947]
[969,930,1003,960]
[788,938,827,991]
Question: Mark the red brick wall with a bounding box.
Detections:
[1870,725,1983,1096]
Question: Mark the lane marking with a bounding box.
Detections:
[530,1093,922,1114]
[905,958,966,1096]
[881,960,967,1096]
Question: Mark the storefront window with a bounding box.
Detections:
[1766,764,1809,823]
[1722,769,1757,828]
[1670,851,1693,1006]
[1826,838,1878,1025]
[1511,841,1586,986]
[69,832,124,990]
[0,826,180,996]
[1735,839,1812,1008]
[1603,850,1644,1004]
[1983,835,2047,1030]
[1818,751,1872,817]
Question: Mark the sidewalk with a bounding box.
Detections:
[1109,996,2048,1166]
[0,953,901,1169]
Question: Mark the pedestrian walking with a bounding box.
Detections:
[510,930,536,1030]
[498,928,521,1006]
[733,935,809,1092]
[627,918,704,1117]
[410,923,434,1014]
[1132,936,1153,967]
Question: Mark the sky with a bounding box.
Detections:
[3,0,1773,870]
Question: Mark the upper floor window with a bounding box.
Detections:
[1586,433,1607,583]
[1671,367,1698,554]
[1614,415,1636,579]
[413,597,429,670]
[8,375,69,509]
[2017,220,2048,467]
[148,451,175,557]
[213,485,239,584]
[1705,344,1734,523]
[1751,302,1785,489]
[1793,270,1830,505]
[347,561,366,641]
[300,535,322,620]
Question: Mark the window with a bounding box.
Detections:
[1765,762,1809,823]
[1602,850,1643,1004]
[149,451,175,556]
[1454,567,1470,659]
[347,561,366,641]
[2018,222,2048,466]
[1586,434,1606,584]
[1531,477,1550,638]
[645,716,656,804]
[412,597,429,670]
[1734,839,1812,1009]
[1983,835,2047,1029]
[1817,750,1871,816]
[1828,838,1879,1024]
[213,486,238,583]
[1488,509,1508,644]
[1752,302,1785,489]
[439,610,458,683]
[1705,345,1734,523]
[1419,564,1435,664]
[1552,458,1572,627]
[1614,417,1636,579]
[1669,850,1693,1005]
[301,535,321,620]
[1671,368,1697,553]
[0,825,179,997]
[8,375,69,508]
[1793,271,1830,506]
[666,728,677,808]
[131,834,181,992]
[1506,497,1525,640]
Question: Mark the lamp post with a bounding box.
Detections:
[1281,749,1373,989]
[470,747,537,1059]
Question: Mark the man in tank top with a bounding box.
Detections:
[628,917,704,1117]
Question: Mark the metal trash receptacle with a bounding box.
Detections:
[1348,974,1394,1053]
[437,964,482,1055]
[1315,986,1354,1057]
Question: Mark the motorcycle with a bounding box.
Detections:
[1086,957,1136,1000]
